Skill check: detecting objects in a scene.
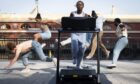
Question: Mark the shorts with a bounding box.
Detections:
[40,31,51,40]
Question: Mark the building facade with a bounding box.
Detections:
[0,14,140,60]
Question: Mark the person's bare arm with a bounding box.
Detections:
[5,48,21,68]
[70,13,74,17]
[85,13,90,17]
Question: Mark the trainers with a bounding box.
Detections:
[76,66,83,69]
[41,43,46,48]
[52,58,57,67]
[60,38,71,46]
[107,64,116,69]
[46,57,53,62]
[73,59,77,65]
[21,68,31,73]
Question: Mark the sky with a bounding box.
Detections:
[0,0,140,19]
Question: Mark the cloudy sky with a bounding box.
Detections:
[0,0,140,19]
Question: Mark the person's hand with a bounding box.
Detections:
[4,64,11,69]
[4,60,12,69]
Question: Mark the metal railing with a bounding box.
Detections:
[0,37,140,60]
[0,30,140,60]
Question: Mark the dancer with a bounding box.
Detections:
[5,40,57,72]
[86,11,110,59]
[70,0,89,69]
[107,18,128,69]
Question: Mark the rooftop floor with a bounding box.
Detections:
[0,60,140,84]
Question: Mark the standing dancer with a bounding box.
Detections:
[70,0,89,69]
[107,18,128,69]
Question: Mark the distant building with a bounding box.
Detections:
[0,13,140,59]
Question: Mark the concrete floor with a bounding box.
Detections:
[0,60,140,84]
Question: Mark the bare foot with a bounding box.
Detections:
[21,68,31,73]
[86,55,93,59]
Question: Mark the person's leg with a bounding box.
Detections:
[40,31,51,40]
[76,41,86,69]
[22,51,33,66]
[86,33,97,59]
[71,39,79,64]
[86,33,93,47]
[21,51,33,72]
[34,31,51,46]
[98,31,110,58]
[107,37,128,68]
[32,40,52,61]
[112,37,128,64]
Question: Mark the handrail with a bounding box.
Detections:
[0,30,140,33]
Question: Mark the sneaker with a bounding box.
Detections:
[46,57,53,62]
[107,64,116,69]
[52,58,57,67]
[21,68,31,73]
[73,59,77,65]
[76,66,83,69]
[60,38,71,46]
[41,43,46,48]
[55,39,58,42]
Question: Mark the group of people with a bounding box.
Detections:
[5,23,57,72]
[60,0,128,69]
[4,0,128,72]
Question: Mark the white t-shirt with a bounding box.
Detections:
[71,11,86,17]
[95,16,106,31]
[71,11,87,44]
[116,23,128,38]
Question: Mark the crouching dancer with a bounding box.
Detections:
[5,40,57,72]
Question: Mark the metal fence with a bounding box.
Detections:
[0,36,140,60]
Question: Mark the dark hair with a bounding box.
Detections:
[7,42,16,51]
[114,18,121,23]
[92,10,98,19]
[76,0,84,6]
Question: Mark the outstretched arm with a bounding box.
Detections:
[5,49,21,68]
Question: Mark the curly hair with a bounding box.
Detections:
[7,42,16,51]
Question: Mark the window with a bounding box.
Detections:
[21,23,31,30]
[0,24,11,29]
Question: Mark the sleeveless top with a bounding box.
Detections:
[116,23,128,38]
[71,11,87,44]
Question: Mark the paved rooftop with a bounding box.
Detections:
[0,60,140,84]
